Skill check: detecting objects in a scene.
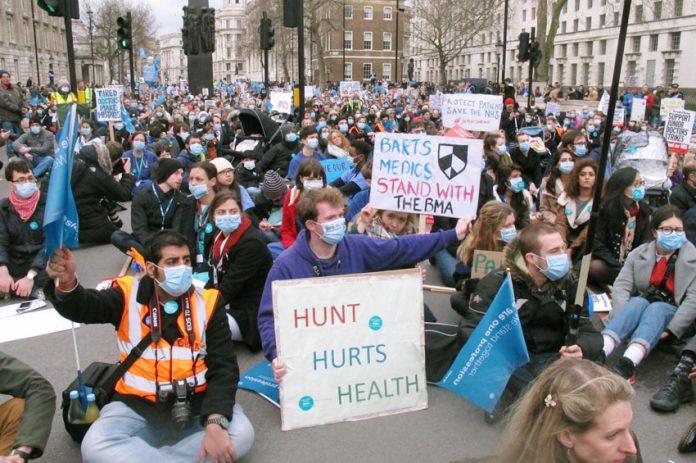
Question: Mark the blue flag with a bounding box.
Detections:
[43,104,80,256]
[120,108,136,134]
[437,274,529,412]
[139,47,147,60]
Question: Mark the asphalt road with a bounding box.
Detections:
[0,145,693,462]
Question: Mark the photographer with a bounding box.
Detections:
[602,205,696,383]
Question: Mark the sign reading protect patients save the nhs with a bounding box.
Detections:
[370,133,483,218]
[273,269,426,431]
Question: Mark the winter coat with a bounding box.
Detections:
[0,192,47,273]
[0,83,24,123]
[669,181,696,211]
[593,202,651,271]
[555,192,592,257]
[130,184,195,246]
[257,141,296,178]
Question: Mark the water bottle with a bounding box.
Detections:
[67,390,85,424]
[82,393,100,424]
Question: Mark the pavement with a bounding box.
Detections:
[0,145,694,462]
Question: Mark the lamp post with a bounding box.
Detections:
[29,0,41,86]
[394,0,399,83]
[496,39,503,93]
[87,8,96,85]
[501,0,509,94]
[48,55,54,87]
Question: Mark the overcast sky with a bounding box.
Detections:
[151,0,224,37]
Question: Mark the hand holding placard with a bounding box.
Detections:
[455,217,475,240]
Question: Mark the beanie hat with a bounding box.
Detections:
[504,98,515,106]
[261,170,287,198]
[210,157,233,173]
[155,158,183,184]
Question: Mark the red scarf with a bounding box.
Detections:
[9,191,40,222]
[212,216,252,263]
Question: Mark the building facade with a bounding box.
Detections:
[212,0,248,83]
[157,32,188,83]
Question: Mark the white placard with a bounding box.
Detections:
[94,88,123,122]
[661,98,686,117]
[304,85,315,100]
[545,101,559,116]
[270,91,293,114]
[612,106,626,126]
[370,133,482,218]
[664,109,696,154]
[0,308,78,343]
[630,98,646,122]
[340,81,361,97]
[598,90,610,114]
[441,94,503,131]
[273,269,427,431]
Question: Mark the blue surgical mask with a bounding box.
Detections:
[308,138,319,149]
[587,124,596,133]
[316,121,327,130]
[114,122,125,131]
[155,264,193,297]
[497,145,507,155]
[189,143,204,155]
[631,185,645,201]
[317,217,346,245]
[357,122,367,130]
[559,161,575,174]
[286,133,298,143]
[537,253,570,281]
[575,144,588,156]
[133,140,146,151]
[657,231,686,251]
[81,127,92,136]
[215,214,242,233]
[303,179,323,190]
[321,132,329,141]
[500,226,517,243]
[348,118,354,125]
[156,111,163,117]
[509,177,525,193]
[339,124,348,133]
[15,182,38,199]
[202,134,215,142]
[520,142,531,152]
[190,183,208,199]
[180,131,190,142]
[213,123,222,131]
[30,126,41,135]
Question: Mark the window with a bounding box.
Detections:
[383,7,392,20]
[363,6,373,20]
[561,21,567,33]
[571,63,577,84]
[588,0,593,7]
[635,5,643,22]
[665,59,675,83]
[383,32,392,51]
[600,14,606,27]
[563,2,568,13]
[575,0,580,10]
[654,1,662,19]
[363,31,372,50]
[670,32,681,49]
[344,5,353,19]
[344,62,352,80]
[582,62,590,85]
[598,62,605,85]
[650,34,659,51]
[571,43,578,56]
[382,63,392,80]
[532,7,536,19]
[363,63,372,80]
[561,44,568,57]
[614,12,620,25]
[675,0,683,16]
[558,64,565,83]
[344,31,353,50]
[573,19,579,31]
[627,60,637,78]
[523,10,527,21]
[226,63,231,71]
[632,36,641,52]
[586,17,592,30]
[600,40,607,54]
[587,41,593,55]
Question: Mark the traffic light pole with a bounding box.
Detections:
[263,47,269,91]
[297,0,305,122]
[64,0,78,92]
[127,12,136,94]
[527,27,535,110]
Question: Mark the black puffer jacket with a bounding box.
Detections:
[592,201,651,271]
[257,140,296,178]
[463,237,603,359]
[0,192,47,272]
[131,185,195,246]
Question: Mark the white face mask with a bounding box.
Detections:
[303,179,323,190]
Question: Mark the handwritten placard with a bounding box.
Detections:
[321,158,352,184]
[270,91,293,114]
[471,250,505,279]
[94,88,122,122]
[441,94,503,131]
[664,109,696,154]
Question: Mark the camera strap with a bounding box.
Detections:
[657,250,679,293]
[150,293,195,346]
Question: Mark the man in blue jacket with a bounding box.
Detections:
[257,187,473,380]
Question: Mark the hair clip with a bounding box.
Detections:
[544,394,557,408]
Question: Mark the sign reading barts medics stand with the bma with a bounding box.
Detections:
[370,133,483,218]
[273,269,427,431]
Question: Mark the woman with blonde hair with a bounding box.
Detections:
[498,358,641,463]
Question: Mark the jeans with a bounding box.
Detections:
[434,249,457,288]
[29,154,53,178]
[81,401,254,463]
[2,121,21,158]
[603,296,678,352]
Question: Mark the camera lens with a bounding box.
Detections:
[171,402,193,430]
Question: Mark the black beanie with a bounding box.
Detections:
[155,158,183,184]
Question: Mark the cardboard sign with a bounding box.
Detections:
[370,133,483,218]
[270,91,293,114]
[660,98,685,117]
[273,269,427,431]
[597,91,610,114]
[470,250,505,279]
[428,94,443,111]
[612,106,626,126]
[0,308,79,343]
[94,88,123,122]
[630,98,646,122]
[664,109,696,154]
[321,158,352,184]
[340,81,361,97]
[545,101,559,116]
[304,85,316,100]
[441,94,503,131]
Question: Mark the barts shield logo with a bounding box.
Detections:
[438,144,468,180]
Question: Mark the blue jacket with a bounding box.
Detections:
[258,228,459,360]
[286,151,325,182]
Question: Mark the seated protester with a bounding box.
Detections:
[280,158,326,250]
[259,187,473,370]
[330,140,369,199]
[590,167,651,287]
[256,124,297,178]
[651,334,696,413]
[346,162,373,222]
[325,129,352,159]
[317,125,331,152]
[72,141,134,245]
[178,133,206,190]
[234,152,263,197]
[286,125,326,181]
[349,204,417,238]
[201,127,219,159]
[74,119,98,152]
[669,161,696,211]
[171,121,191,154]
[149,125,179,159]
[603,205,696,382]
[468,224,602,422]
[566,129,590,159]
[584,117,602,150]
[493,164,535,230]
[210,157,255,213]
[123,131,158,193]
[254,170,288,245]
[510,132,543,196]
[555,158,597,261]
[0,351,56,460]
[538,149,575,224]
[453,202,515,285]
[211,115,231,155]
[0,160,49,298]
[348,115,369,142]
[188,161,218,277]
[46,232,255,462]
[10,115,54,178]
[483,132,511,182]
[111,159,195,256]
[152,140,172,159]
[205,192,273,351]
[112,120,131,151]
[667,154,684,190]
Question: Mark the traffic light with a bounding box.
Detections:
[518,32,530,61]
[283,0,300,28]
[530,40,542,68]
[259,13,275,50]
[38,0,62,16]
[117,14,133,50]
[266,20,275,49]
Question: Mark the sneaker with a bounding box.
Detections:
[679,422,696,453]
[611,357,636,384]
[650,373,695,412]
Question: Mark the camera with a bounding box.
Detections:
[157,379,193,430]
[644,286,672,304]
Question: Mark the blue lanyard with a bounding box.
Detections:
[133,155,146,179]
[151,184,175,229]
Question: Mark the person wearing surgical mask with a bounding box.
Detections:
[0,160,49,299]
[280,158,326,250]
[10,115,55,178]
[493,164,536,230]
[510,132,542,197]
[205,192,272,349]
[286,125,326,182]
[329,140,370,199]
[122,131,159,193]
[570,131,589,158]
[538,149,576,224]
[256,124,297,178]
[75,120,97,152]
[590,167,652,286]
[555,158,597,262]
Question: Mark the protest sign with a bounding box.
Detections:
[612,106,626,126]
[94,88,122,122]
[441,94,503,131]
[273,269,427,431]
[304,85,316,100]
[471,250,505,279]
[437,274,529,412]
[321,158,352,184]
[204,99,216,109]
[664,109,696,154]
[545,101,559,116]
[597,91,610,114]
[270,91,293,114]
[370,133,482,218]
[340,81,361,97]
[534,97,545,108]
[429,94,443,111]
[143,64,157,85]
[630,98,646,122]
[660,98,685,117]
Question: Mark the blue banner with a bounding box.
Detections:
[43,104,80,256]
[139,47,147,60]
[120,108,136,134]
[237,360,279,407]
[437,274,529,412]
[321,158,351,184]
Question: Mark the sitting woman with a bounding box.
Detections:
[210,157,255,213]
[483,132,511,181]
[590,166,651,286]
[325,129,352,159]
[122,131,158,193]
[330,140,370,199]
[492,163,535,230]
[498,358,641,463]
[280,158,326,250]
[205,191,273,351]
[555,158,597,261]
[603,205,696,383]
[188,161,218,275]
[538,149,575,224]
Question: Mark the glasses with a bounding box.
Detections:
[633,179,645,187]
[657,227,684,234]
[12,176,36,184]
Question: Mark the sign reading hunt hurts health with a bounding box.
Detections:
[272,269,426,431]
[370,133,483,218]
